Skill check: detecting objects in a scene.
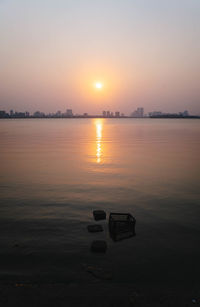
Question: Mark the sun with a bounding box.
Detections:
[95,82,103,89]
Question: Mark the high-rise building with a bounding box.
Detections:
[33,111,45,117]
[0,110,7,118]
[131,107,144,118]
[182,110,189,117]
[66,109,73,117]
[138,107,144,117]
[149,111,162,117]
[102,111,106,117]
[56,110,61,117]
[115,111,120,117]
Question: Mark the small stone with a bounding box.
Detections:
[87,224,103,233]
[129,291,139,305]
[86,266,112,280]
[91,240,107,253]
[93,210,106,221]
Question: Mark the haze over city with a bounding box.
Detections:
[0,0,200,115]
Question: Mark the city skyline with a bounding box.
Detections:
[0,107,197,119]
[0,102,199,116]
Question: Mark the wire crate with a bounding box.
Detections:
[109,213,136,241]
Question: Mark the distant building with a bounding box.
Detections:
[33,111,45,118]
[106,111,110,117]
[83,113,88,117]
[182,110,189,117]
[102,111,106,117]
[131,107,144,118]
[66,109,73,117]
[56,110,61,117]
[115,111,120,117]
[10,110,14,117]
[149,110,190,118]
[0,110,8,118]
[149,111,162,117]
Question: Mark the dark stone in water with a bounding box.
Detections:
[85,265,112,280]
[93,210,106,221]
[91,240,107,253]
[87,224,103,233]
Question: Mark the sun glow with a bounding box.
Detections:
[95,82,103,89]
[75,64,122,105]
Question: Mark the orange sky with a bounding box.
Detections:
[0,0,200,114]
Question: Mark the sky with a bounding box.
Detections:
[0,0,200,115]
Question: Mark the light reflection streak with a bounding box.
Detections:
[95,119,103,163]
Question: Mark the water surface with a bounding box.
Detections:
[0,118,200,284]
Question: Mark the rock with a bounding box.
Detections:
[129,291,139,305]
[93,210,106,221]
[87,224,103,233]
[86,265,112,280]
[90,240,107,253]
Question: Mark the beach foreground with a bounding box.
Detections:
[1,281,200,307]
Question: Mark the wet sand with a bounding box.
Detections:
[1,281,200,307]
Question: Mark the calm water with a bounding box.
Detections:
[0,118,200,284]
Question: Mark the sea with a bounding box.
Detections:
[0,118,200,285]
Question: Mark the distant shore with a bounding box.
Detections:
[0,116,200,119]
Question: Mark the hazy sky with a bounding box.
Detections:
[0,0,200,114]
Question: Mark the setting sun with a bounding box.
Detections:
[95,82,103,89]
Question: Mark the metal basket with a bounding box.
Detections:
[109,213,136,241]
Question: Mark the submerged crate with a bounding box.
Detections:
[109,213,136,241]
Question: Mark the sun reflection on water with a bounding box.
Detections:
[95,119,103,163]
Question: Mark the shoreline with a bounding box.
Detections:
[1,280,199,306]
[0,116,200,119]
